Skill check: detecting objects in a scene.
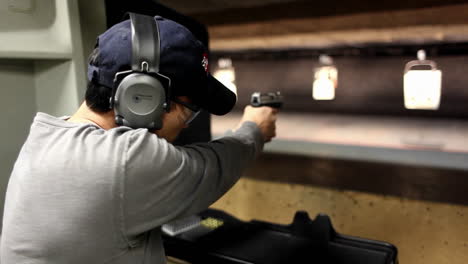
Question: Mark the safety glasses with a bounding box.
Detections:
[172,98,201,125]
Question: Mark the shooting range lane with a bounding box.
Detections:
[211,112,468,264]
[212,112,468,171]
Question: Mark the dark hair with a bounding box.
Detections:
[85,81,112,113]
[85,47,112,113]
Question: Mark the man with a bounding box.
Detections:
[1,14,277,264]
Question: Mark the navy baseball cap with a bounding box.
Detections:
[87,16,236,115]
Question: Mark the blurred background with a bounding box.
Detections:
[1,0,468,263]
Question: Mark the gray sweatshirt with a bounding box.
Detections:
[1,112,263,264]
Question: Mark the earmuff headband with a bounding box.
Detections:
[129,13,160,73]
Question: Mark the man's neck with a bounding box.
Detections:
[67,102,117,130]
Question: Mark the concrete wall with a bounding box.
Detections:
[0,60,36,229]
[77,0,107,68]
[0,0,104,230]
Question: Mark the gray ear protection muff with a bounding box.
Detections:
[110,13,171,130]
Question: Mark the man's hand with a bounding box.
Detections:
[237,105,278,142]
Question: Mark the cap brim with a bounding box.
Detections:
[194,75,237,115]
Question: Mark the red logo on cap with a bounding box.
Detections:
[202,53,209,73]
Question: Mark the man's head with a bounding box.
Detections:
[84,14,236,138]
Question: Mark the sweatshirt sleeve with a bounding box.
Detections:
[122,121,263,238]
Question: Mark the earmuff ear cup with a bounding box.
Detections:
[114,73,166,130]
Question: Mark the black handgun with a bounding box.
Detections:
[250,92,283,109]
